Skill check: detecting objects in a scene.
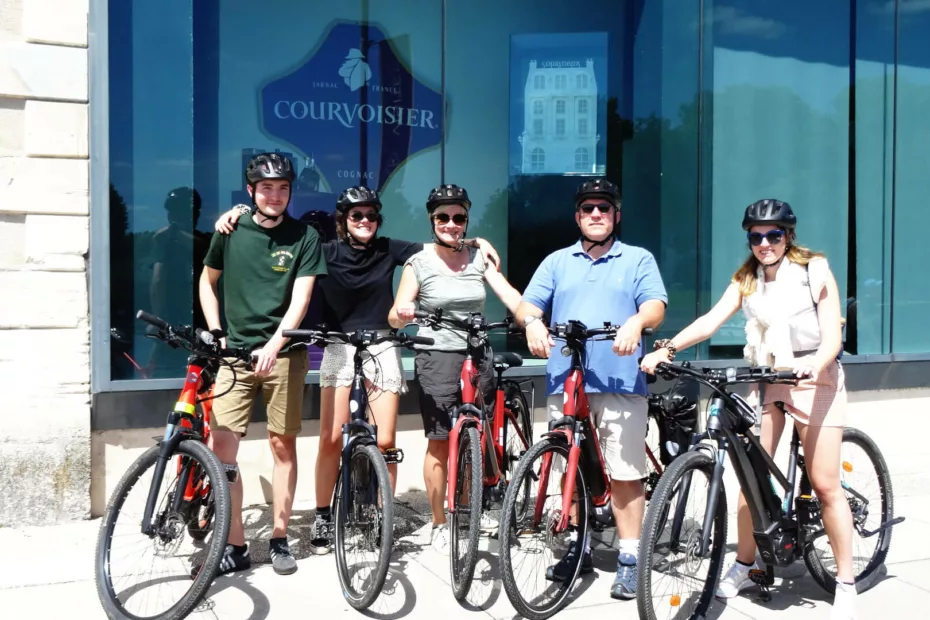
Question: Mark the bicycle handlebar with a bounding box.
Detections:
[654,361,801,386]
[136,310,254,365]
[282,328,434,349]
[413,309,519,335]
[550,320,655,342]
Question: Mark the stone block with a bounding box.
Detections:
[0,97,25,153]
[23,0,87,47]
[0,41,87,101]
[0,0,23,42]
[24,100,87,157]
[24,213,88,270]
[0,213,25,268]
[0,156,88,215]
[0,270,88,328]
[0,327,90,399]
[0,434,91,526]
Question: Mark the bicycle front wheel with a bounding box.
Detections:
[637,449,727,620]
[450,425,483,600]
[95,439,231,620]
[499,438,591,620]
[334,443,394,610]
[803,426,895,594]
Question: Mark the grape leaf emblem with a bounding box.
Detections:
[338,48,372,91]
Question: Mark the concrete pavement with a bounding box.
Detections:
[1,388,928,618]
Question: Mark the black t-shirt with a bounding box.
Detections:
[319,237,422,332]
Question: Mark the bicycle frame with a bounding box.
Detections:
[141,353,218,536]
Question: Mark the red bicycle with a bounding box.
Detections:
[414,309,534,600]
[95,310,253,620]
[498,319,659,620]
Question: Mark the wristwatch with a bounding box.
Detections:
[653,338,677,360]
[234,204,252,216]
[523,315,540,328]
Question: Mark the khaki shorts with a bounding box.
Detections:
[211,349,309,437]
[548,392,649,481]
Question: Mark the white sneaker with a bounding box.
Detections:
[480,512,499,534]
[831,582,858,620]
[715,560,759,599]
[430,523,450,555]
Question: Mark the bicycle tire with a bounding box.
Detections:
[95,440,231,620]
[499,438,590,620]
[334,443,394,610]
[803,427,895,595]
[450,425,483,600]
[636,449,727,620]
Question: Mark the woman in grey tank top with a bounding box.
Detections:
[388,184,522,552]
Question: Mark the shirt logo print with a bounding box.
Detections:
[271,250,294,273]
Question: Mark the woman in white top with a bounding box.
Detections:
[640,199,856,619]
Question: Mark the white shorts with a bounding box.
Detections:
[319,335,408,394]
[548,392,648,481]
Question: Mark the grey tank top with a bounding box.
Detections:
[406,246,487,351]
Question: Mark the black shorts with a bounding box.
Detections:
[414,349,495,440]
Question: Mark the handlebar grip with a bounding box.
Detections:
[282,329,319,340]
[137,310,169,331]
[642,327,654,336]
[409,335,434,346]
[775,370,799,381]
[413,310,430,319]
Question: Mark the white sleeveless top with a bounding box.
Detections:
[741,257,830,369]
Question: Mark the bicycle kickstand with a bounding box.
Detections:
[748,564,775,603]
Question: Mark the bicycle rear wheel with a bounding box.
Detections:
[803,426,895,594]
[499,438,591,620]
[450,425,483,600]
[636,449,727,620]
[95,439,231,620]
[334,443,393,610]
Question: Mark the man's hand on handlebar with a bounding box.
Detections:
[612,316,645,357]
[526,320,554,359]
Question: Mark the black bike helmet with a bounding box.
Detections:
[336,186,382,214]
[245,152,296,185]
[426,184,471,213]
[742,199,797,231]
[574,178,621,209]
[164,187,202,214]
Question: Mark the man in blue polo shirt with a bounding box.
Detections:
[515,178,667,601]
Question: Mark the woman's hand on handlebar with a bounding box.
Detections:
[395,302,417,323]
[640,349,671,375]
[526,320,554,359]
[792,355,822,382]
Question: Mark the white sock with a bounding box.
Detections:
[570,530,592,554]
[836,578,857,593]
[618,538,638,563]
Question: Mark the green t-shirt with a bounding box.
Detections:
[204,214,327,351]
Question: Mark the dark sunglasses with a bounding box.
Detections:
[747,229,786,246]
[348,211,380,223]
[578,203,613,215]
[434,213,468,225]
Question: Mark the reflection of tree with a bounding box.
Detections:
[109,184,136,379]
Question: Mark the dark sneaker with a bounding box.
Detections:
[190,543,250,579]
[545,543,593,582]
[611,558,637,600]
[309,512,334,555]
[269,537,298,575]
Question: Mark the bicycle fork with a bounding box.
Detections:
[141,412,191,536]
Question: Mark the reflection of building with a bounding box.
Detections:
[519,59,602,175]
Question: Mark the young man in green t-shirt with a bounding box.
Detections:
[198,152,327,576]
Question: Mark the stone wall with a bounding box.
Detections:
[0,0,91,525]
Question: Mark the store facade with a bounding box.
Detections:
[2,0,929,525]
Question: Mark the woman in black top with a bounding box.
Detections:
[214,186,499,552]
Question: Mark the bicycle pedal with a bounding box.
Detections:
[748,567,774,603]
[384,448,404,464]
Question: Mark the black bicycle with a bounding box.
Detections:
[636,361,903,620]
[95,311,253,620]
[281,326,432,610]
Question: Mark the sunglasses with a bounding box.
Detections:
[348,211,380,223]
[747,230,786,246]
[578,203,613,215]
[434,213,468,225]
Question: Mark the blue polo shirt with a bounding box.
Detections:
[522,239,668,397]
